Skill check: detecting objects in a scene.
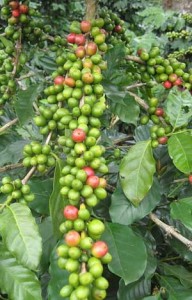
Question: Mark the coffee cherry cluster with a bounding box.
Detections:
[137,47,192,91]
[168,47,192,60]
[140,97,172,148]
[0,1,57,115]
[22,142,55,172]
[46,18,111,299]
[58,204,112,299]
[99,9,133,54]
[60,162,107,207]
[166,30,191,40]
[2,1,46,43]
[182,13,192,24]
[2,1,29,23]
[0,176,34,205]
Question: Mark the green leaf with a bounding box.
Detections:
[168,132,192,174]
[110,179,160,225]
[0,139,27,167]
[0,203,42,271]
[131,32,166,52]
[0,36,13,48]
[151,84,166,99]
[118,278,151,300]
[102,222,147,285]
[159,276,192,300]
[141,296,161,300]
[15,84,43,125]
[138,7,174,30]
[49,159,65,238]
[166,216,192,263]
[161,263,192,288]
[170,197,192,232]
[29,178,53,215]
[110,93,140,125]
[120,140,156,206]
[134,125,151,142]
[48,242,69,300]
[164,88,192,130]
[38,217,56,273]
[0,244,42,300]
[33,52,57,73]
[103,45,126,80]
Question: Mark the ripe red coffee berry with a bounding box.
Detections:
[83,166,95,177]
[86,175,100,188]
[63,205,79,220]
[114,25,122,33]
[137,48,144,56]
[75,34,86,46]
[67,33,76,44]
[65,230,81,247]
[9,1,19,9]
[19,4,29,14]
[173,78,183,86]
[80,20,91,33]
[188,175,192,184]
[155,108,164,117]
[54,76,65,85]
[12,9,20,17]
[158,136,168,145]
[163,81,172,89]
[91,241,108,258]
[72,128,86,143]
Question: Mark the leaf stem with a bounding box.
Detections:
[126,82,147,90]
[21,131,53,185]
[127,91,149,110]
[0,196,13,213]
[0,118,18,133]
[0,163,23,173]
[149,212,192,251]
[21,166,36,185]
[125,55,145,64]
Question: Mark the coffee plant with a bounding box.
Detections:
[0,1,192,300]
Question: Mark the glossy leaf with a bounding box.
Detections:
[142,296,161,300]
[165,215,192,262]
[134,125,151,142]
[0,139,27,166]
[38,217,56,273]
[168,132,192,174]
[29,178,53,215]
[0,36,13,47]
[15,84,43,125]
[110,93,140,125]
[164,88,192,130]
[0,244,42,300]
[170,197,192,232]
[110,179,160,225]
[120,140,156,206]
[49,159,65,238]
[161,263,192,288]
[118,278,151,300]
[0,203,42,270]
[103,44,126,80]
[48,242,69,300]
[102,222,147,285]
[159,276,192,300]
